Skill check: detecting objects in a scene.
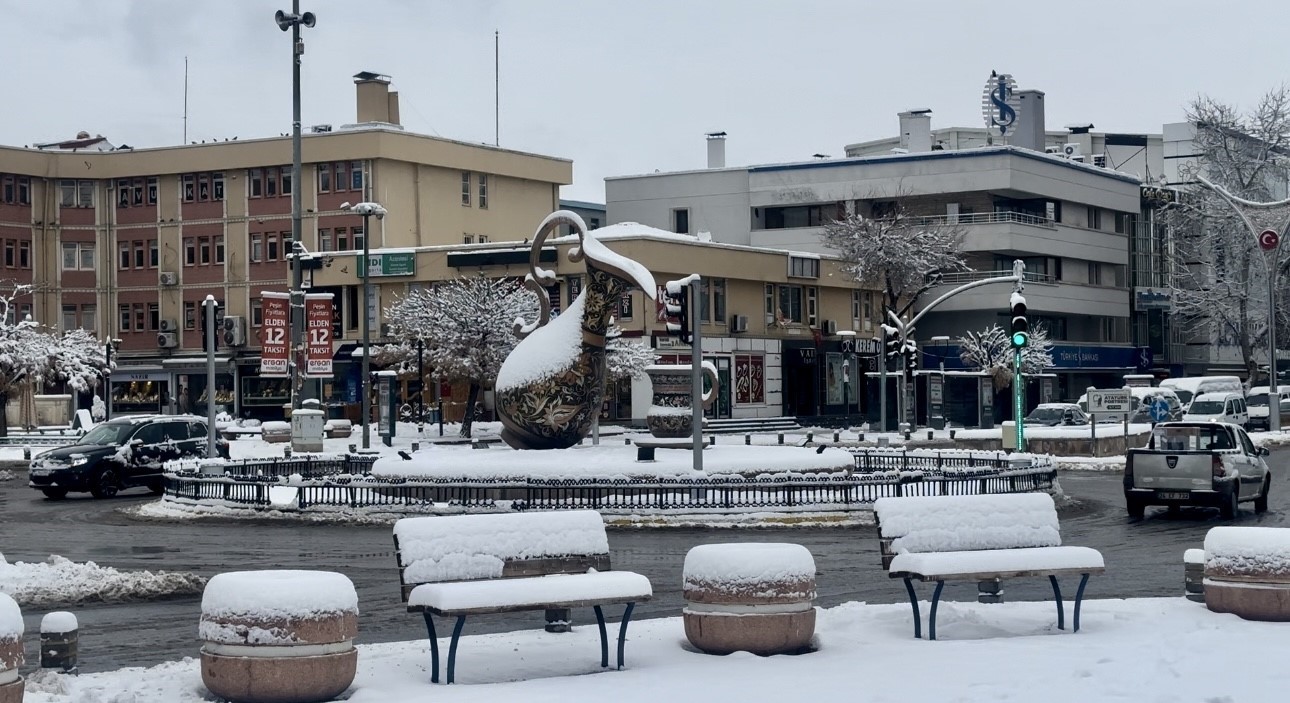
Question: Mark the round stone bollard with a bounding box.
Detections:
[0,593,23,703]
[40,611,79,674]
[683,543,817,656]
[200,570,359,703]
[1203,527,1290,621]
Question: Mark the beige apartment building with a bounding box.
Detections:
[0,73,570,419]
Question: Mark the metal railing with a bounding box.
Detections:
[913,211,1057,229]
[161,451,1057,515]
[930,269,1056,286]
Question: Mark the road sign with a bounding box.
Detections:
[1259,229,1281,252]
[1087,389,1131,414]
[1150,397,1171,423]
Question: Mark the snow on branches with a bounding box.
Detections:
[605,324,657,380]
[821,203,967,316]
[957,324,1053,387]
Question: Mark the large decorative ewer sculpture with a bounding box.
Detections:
[645,362,719,438]
[495,211,656,450]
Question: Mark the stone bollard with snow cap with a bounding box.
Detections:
[1203,526,1290,621]
[200,570,358,703]
[683,543,817,656]
[0,593,23,703]
[40,611,79,674]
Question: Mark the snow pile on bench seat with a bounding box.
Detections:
[875,494,1061,554]
[889,546,1105,578]
[683,543,815,589]
[201,570,359,620]
[0,592,20,638]
[1205,527,1290,579]
[395,510,609,584]
[409,571,652,612]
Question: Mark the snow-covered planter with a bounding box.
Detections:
[1204,527,1290,621]
[682,543,817,656]
[323,419,352,439]
[0,593,23,703]
[200,570,359,703]
[261,422,292,444]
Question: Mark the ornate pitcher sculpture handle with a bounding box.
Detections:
[513,210,589,339]
[701,361,720,410]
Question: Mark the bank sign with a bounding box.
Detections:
[359,251,416,277]
[927,343,1146,371]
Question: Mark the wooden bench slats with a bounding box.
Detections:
[894,566,1106,582]
[398,554,612,602]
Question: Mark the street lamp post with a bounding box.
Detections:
[838,330,856,431]
[342,201,386,449]
[274,3,316,413]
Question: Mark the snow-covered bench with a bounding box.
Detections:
[392,510,653,684]
[874,493,1105,640]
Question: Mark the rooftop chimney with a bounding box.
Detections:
[706,131,727,168]
[353,71,401,126]
[1011,90,1045,152]
[898,109,933,153]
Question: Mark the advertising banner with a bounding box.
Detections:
[259,292,291,377]
[304,293,335,378]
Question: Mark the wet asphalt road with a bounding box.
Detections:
[2,452,1287,673]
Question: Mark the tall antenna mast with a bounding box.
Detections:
[494,30,499,146]
[183,56,189,144]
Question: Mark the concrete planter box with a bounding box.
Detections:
[0,594,23,703]
[682,543,816,656]
[1204,527,1290,622]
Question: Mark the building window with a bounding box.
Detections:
[1,176,11,204]
[77,180,93,208]
[199,237,211,265]
[777,285,803,324]
[319,228,332,252]
[81,304,96,331]
[478,174,488,209]
[249,169,263,198]
[184,301,197,330]
[351,161,363,191]
[214,235,224,264]
[318,163,331,193]
[334,162,347,191]
[198,174,210,201]
[477,234,489,243]
[589,217,601,229]
[461,172,471,206]
[266,234,279,262]
[150,239,159,268]
[251,300,263,327]
[133,303,145,332]
[852,290,862,329]
[116,179,130,208]
[765,283,775,324]
[61,305,76,331]
[1088,207,1101,230]
[61,242,94,271]
[17,177,29,205]
[184,238,196,266]
[146,177,157,205]
[336,228,348,251]
[352,226,364,252]
[673,208,689,234]
[250,234,263,262]
[134,242,145,269]
[182,174,195,202]
[712,278,726,324]
[789,255,820,278]
[463,234,473,245]
[133,178,144,205]
[1088,262,1102,286]
[3,241,13,268]
[281,166,292,196]
[148,303,160,331]
[59,180,76,207]
[1114,212,1130,234]
[346,286,359,330]
[18,241,28,269]
[119,305,130,333]
[62,243,77,270]
[265,169,277,197]
[807,286,818,327]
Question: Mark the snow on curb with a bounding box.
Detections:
[1054,456,1125,472]
[0,553,206,607]
[0,469,14,481]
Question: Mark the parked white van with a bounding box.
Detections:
[1246,386,1290,431]
[1181,392,1249,427]
[1158,376,1243,410]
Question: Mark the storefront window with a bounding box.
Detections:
[242,376,291,407]
[111,379,167,414]
[177,373,234,415]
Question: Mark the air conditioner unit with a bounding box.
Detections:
[824,319,838,335]
[1092,154,1107,168]
[731,314,749,333]
[157,332,178,348]
[159,318,178,333]
[222,316,246,347]
[1062,142,1082,159]
[159,272,179,286]
[1045,146,1062,154]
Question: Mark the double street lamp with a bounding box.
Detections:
[342,201,386,449]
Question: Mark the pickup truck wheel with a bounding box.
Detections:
[1126,496,1146,519]
[148,477,165,495]
[1255,477,1271,514]
[1219,488,1239,519]
[90,468,120,499]
[41,487,68,500]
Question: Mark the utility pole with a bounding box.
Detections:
[690,277,703,473]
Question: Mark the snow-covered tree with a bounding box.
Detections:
[604,323,657,381]
[383,276,539,438]
[822,202,967,321]
[958,324,1054,388]
[1164,87,1290,381]
[0,284,109,436]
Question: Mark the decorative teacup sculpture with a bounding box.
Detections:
[645,363,719,438]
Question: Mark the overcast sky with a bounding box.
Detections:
[3,0,1286,202]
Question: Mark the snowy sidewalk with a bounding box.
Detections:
[19,597,1288,702]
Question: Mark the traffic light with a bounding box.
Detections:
[905,347,920,378]
[884,328,901,371]
[664,283,692,344]
[1010,293,1029,348]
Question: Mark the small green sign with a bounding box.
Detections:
[359,252,417,278]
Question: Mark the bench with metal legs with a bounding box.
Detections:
[901,573,1093,640]
[423,603,638,684]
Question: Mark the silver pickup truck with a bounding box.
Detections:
[1124,421,1271,519]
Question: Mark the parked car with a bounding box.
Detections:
[1158,376,1243,411]
[1181,392,1249,428]
[1024,403,1088,427]
[1124,421,1270,518]
[27,415,227,500]
[1245,386,1290,431]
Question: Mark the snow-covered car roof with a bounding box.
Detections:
[106,414,209,424]
[1033,403,1080,409]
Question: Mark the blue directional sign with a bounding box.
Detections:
[1150,397,1170,423]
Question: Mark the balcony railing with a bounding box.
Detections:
[930,270,1056,286]
[913,211,1057,229]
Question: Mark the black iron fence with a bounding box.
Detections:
[161,450,1056,515]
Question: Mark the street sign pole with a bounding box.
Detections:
[1263,230,1281,431]
[1013,349,1024,451]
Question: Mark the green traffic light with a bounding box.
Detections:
[1011,331,1029,348]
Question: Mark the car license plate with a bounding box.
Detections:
[1157,491,1190,501]
[28,467,49,476]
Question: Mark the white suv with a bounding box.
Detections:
[1182,392,1249,428]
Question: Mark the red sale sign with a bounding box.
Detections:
[304,293,335,378]
[259,292,291,377]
